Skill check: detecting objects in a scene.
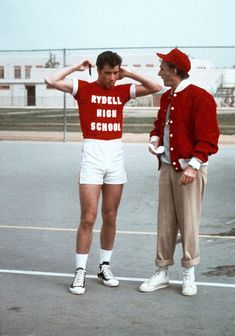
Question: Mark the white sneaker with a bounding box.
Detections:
[69,268,86,295]
[139,268,170,292]
[97,263,119,287]
[182,267,197,296]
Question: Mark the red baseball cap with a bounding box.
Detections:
[156,48,191,73]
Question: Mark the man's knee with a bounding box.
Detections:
[102,208,117,223]
[80,211,97,230]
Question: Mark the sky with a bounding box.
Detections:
[0,0,234,65]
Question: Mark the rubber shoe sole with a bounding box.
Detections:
[139,281,170,292]
[69,286,86,295]
[182,286,197,296]
[98,276,119,287]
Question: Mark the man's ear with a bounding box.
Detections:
[171,68,178,78]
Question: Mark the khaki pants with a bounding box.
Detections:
[156,163,207,268]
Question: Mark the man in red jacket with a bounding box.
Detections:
[139,48,219,296]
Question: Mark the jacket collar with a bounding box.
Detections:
[173,78,191,93]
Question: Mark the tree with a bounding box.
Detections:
[45,53,60,68]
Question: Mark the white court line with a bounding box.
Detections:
[0,269,234,289]
[226,218,235,225]
[0,225,234,240]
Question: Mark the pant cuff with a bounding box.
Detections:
[156,258,174,268]
[181,256,200,268]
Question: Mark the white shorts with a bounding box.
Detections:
[79,139,127,185]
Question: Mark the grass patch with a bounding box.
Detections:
[0,108,234,134]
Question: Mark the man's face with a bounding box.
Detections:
[97,64,120,88]
[158,61,175,87]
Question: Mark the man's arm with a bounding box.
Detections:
[119,68,162,97]
[44,60,91,93]
[179,93,219,186]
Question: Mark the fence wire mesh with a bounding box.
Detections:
[0,47,234,143]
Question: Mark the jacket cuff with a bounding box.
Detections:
[188,157,202,170]
[149,135,160,143]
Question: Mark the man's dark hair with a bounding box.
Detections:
[167,62,189,79]
[96,51,122,70]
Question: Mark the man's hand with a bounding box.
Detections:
[148,140,159,155]
[74,60,91,72]
[179,165,197,185]
[119,67,162,96]
[119,67,130,80]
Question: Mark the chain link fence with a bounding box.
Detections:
[0,47,235,143]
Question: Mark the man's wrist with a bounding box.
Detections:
[150,136,159,143]
[188,157,202,170]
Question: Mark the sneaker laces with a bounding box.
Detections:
[145,273,158,284]
[183,270,195,288]
[183,270,190,279]
[147,268,167,283]
[101,264,114,280]
[73,268,86,287]
[183,269,194,280]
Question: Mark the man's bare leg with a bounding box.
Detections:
[100,184,123,250]
[70,184,102,295]
[97,184,123,287]
[76,184,102,253]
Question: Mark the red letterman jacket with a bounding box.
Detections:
[150,82,220,171]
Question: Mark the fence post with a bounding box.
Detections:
[63,48,67,142]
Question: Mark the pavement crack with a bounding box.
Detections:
[203,265,235,277]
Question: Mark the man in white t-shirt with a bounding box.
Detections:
[45,51,162,295]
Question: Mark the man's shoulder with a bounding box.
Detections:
[187,84,216,107]
[78,80,98,93]
[110,83,132,96]
[187,84,213,98]
[161,88,172,97]
[115,83,132,89]
[78,79,91,86]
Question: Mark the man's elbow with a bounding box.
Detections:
[147,85,162,95]
[44,78,53,88]
[153,84,162,93]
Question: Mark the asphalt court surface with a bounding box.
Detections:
[0,141,235,336]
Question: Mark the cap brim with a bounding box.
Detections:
[156,52,166,59]
[156,52,170,63]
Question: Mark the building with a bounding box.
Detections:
[0,52,235,108]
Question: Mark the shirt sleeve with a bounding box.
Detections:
[71,78,79,96]
[130,84,136,99]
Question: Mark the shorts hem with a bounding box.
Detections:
[79,180,127,185]
[79,181,103,185]
[103,180,127,185]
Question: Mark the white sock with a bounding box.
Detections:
[100,249,113,265]
[156,266,168,272]
[76,253,88,270]
[183,266,195,273]
[183,266,195,279]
